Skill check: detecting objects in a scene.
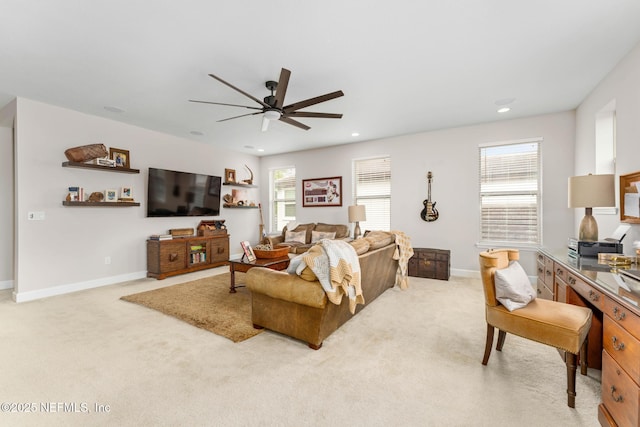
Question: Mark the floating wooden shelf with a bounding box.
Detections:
[62,201,140,207]
[223,205,258,209]
[223,182,257,188]
[62,161,140,174]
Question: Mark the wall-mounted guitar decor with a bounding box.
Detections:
[420,171,439,222]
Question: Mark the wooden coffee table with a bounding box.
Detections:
[228,256,291,293]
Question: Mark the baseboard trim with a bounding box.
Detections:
[12,271,147,303]
[0,279,14,290]
[451,268,479,279]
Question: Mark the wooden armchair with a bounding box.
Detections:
[478,249,592,408]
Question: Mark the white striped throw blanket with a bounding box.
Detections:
[300,239,363,314]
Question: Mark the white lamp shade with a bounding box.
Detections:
[568,174,615,208]
[348,205,366,222]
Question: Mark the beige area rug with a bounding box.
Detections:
[120,272,261,342]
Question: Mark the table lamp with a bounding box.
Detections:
[348,205,366,239]
[568,173,615,241]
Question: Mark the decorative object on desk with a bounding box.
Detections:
[64,143,108,162]
[104,189,117,202]
[197,220,227,237]
[568,173,615,241]
[302,176,342,207]
[420,171,439,222]
[240,240,256,262]
[88,191,104,202]
[109,147,130,168]
[241,164,254,185]
[225,168,236,183]
[348,205,366,239]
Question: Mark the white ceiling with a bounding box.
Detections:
[2,1,640,156]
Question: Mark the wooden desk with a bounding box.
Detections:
[540,250,640,427]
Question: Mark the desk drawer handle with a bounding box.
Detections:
[610,386,624,403]
[556,268,563,276]
[568,277,576,285]
[612,336,625,351]
[613,306,626,321]
[169,253,178,262]
[538,267,543,274]
[588,290,599,302]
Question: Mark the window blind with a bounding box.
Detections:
[270,167,296,232]
[479,140,541,245]
[353,156,391,231]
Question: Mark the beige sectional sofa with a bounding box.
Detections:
[246,231,400,349]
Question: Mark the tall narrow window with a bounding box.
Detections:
[479,139,541,246]
[595,100,617,215]
[353,156,391,231]
[270,167,296,232]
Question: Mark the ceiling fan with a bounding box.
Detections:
[189,68,344,131]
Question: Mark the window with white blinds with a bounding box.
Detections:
[479,139,541,246]
[270,167,296,232]
[353,156,391,232]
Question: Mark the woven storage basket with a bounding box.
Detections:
[64,144,109,162]
[253,247,289,259]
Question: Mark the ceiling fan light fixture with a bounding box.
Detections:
[264,109,281,121]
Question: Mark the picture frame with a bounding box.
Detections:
[120,186,133,200]
[225,168,236,183]
[302,176,342,207]
[240,240,256,262]
[105,189,118,202]
[109,147,130,168]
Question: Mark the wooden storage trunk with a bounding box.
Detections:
[408,248,450,280]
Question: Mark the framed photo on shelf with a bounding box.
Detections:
[240,240,256,262]
[120,186,133,200]
[105,189,118,202]
[109,147,130,168]
[225,168,236,183]
[302,176,342,207]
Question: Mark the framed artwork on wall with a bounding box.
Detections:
[302,176,342,207]
[109,147,130,168]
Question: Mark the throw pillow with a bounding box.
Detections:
[350,239,370,255]
[311,230,336,243]
[494,261,536,311]
[285,230,306,244]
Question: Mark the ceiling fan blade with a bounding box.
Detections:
[279,116,310,130]
[273,68,291,109]
[283,111,343,119]
[189,100,263,110]
[208,73,271,108]
[217,111,263,122]
[283,90,344,113]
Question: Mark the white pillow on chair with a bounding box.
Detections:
[494,260,536,311]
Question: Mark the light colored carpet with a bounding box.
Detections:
[0,269,601,427]
[120,272,260,343]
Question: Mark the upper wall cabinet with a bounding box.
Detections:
[620,171,640,223]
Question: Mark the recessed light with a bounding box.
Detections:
[190,130,204,136]
[257,148,265,152]
[104,106,125,113]
[497,107,511,113]
[351,132,360,137]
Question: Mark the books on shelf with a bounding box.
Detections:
[149,234,173,240]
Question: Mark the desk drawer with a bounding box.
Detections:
[565,271,604,310]
[602,350,640,427]
[604,297,640,342]
[604,316,640,382]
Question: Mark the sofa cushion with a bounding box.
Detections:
[350,239,370,255]
[311,230,336,243]
[364,230,395,249]
[285,230,306,244]
[315,223,349,239]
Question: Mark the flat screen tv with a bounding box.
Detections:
[147,167,221,217]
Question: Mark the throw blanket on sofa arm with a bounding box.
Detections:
[391,230,414,290]
[300,239,364,314]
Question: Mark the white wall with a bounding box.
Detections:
[13,98,260,301]
[259,111,576,274]
[575,42,640,254]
